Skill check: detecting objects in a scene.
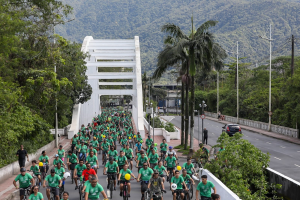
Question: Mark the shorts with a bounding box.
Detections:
[19,187,30,196]
[161,151,166,155]
[102,150,108,155]
[125,156,132,161]
[70,163,77,170]
[167,167,174,172]
[174,189,183,194]
[118,165,124,170]
[107,172,116,180]
[201,197,211,200]
[140,181,149,192]
[159,174,164,178]
[150,163,157,168]
[120,180,130,184]
[18,159,25,168]
[48,187,59,196]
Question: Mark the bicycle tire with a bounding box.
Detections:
[79,185,82,200]
[71,170,74,184]
[110,181,113,199]
[189,186,193,199]
[123,185,127,200]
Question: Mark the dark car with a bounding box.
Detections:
[222,124,242,136]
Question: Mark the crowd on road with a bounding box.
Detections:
[13,108,221,200]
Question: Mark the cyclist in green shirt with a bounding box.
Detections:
[137,163,153,199]
[101,139,110,164]
[160,139,168,158]
[29,160,41,186]
[145,136,153,150]
[181,169,195,200]
[196,175,216,200]
[136,152,149,171]
[182,158,195,176]
[57,145,65,161]
[75,140,82,155]
[28,185,44,200]
[154,160,168,183]
[116,151,127,172]
[124,144,134,170]
[87,145,97,158]
[148,148,159,169]
[120,136,128,146]
[39,151,49,174]
[85,176,107,200]
[117,164,136,197]
[13,168,34,200]
[55,162,65,179]
[79,140,88,162]
[86,151,99,174]
[103,157,119,190]
[108,146,118,160]
[43,169,62,200]
[107,136,114,148]
[71,134,79,153]
[164,154,177,184]
[147,144,158,156]
[53,154,66,168]
[67,150,78,171]
[74,160,87,190]
[171,170,188,200]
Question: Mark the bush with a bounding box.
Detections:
[150,117,164,128]
[164,122,175,132]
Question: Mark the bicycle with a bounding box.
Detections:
[47,186,57,200]
[20,187,31,200]
[184,180,193,200]
[121,178,135,200]
[128,139,134,149]
[166,167,174,183]
[160,151,166,163]
[69,163,77,184]
[173,189,182,200]
[103,151,108,165]
[145,188,166,200]
[107,173,116,199]
[78,177,85,200]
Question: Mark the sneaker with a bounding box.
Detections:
[120,191,123,196]
[75,186,78,190]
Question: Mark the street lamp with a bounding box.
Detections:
[199,101,207,143]
[151,102,154,143]
[259,24,274,131]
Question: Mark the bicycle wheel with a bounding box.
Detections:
[123,185,127,200]
[189,186,193,199]
[110,181,113,199]
[79,185,82,200]
[71,170,74,184]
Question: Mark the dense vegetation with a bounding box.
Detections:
[57,0,300,83]
[0,0,91,167]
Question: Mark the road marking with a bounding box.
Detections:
[211,133,215,135]
[266,142,272,144]
[274,157,281,160]
[280,146,286,148]
[295,164,300,168]
[245,135,248,137]
[256,138,259,140]
[297,151,300,152]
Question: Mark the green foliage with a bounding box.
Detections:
[205,133,273,200]
[164,122,175,132]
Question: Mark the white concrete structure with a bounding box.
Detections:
[68,36,144,139]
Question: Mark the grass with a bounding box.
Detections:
[174,144,190,155]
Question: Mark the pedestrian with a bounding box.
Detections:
[16,145,29,168]
[217,111,221,121]
[196,175,216,200]
[203,128,208,145]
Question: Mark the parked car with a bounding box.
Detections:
[222,124,242,136]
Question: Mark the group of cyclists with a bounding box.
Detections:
[13,108,220,200]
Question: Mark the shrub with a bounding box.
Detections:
[164,122,175,132]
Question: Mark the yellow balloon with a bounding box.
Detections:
[129,137,131,139]
[134,135,136,138]
[103,135,106,138]
[39,162,43,167]
[177,166,182,171]
[107,127,110,130]
[125,174,131,181]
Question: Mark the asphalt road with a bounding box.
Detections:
[37,144,194,200]
[169,116,300,182]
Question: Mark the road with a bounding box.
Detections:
[169,116,300,182]
[37,145,193,200]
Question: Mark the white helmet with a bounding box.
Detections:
[63,172,70,179]
[171,183,177,190]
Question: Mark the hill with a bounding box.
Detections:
[56,0,300,75]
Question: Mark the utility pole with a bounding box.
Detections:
[217,71,219,114]
[236,41,239,124]
[291,35,294,77]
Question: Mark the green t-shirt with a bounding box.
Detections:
[45,174,61,188]
[154,165,166,175]
[15,173,32,188]
[183,163,194,174]
[87,149,97,156]
[146,138,153,146]
[57,149,65,159]
[160,143,168,151]
[171,176,184,190]
[86,183,104,199]
[196,181,215,197]
[124,148,133,158]
[165,156,176,168]
[84,180,91,187]
[75,164,87,176]
[75,144,82,150]
[67,153,78,164]
[111,134,117,141]
[149,153,159,164]
[30,165,40,175]
[117,156,127,166]
[147,147,158,155]
[139,167,153,181]
[119,169,132,180]
[107,139,114,146]
[39,155,49,164]
[29,192,43,200]
[105,161,118,173]
[108,150,118,159]
[53,158,63,166]
[55,167,65,178]
[72,137,79,144]
[80,145,88,153]
[101,142,109,151]
[180,174,191,183]
[120,139,128,146]
[86,155,98,166]
[138,156,148,167]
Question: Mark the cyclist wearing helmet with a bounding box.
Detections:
[13,167,34,200]
[167,146,178,159]
[43,168,62,200]
[104,157,119,190]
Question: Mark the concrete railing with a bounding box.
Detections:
[266,168,300,200]
[205,111,299,138]
[68,104,81,139]
[201,169,241,200]
[144,118,172,142]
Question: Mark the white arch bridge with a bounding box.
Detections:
[68,36,145,138]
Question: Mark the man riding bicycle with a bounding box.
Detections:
[182,158,195,176]
[103,157,119,190]
[145,136,153,151]
[82,163,97,182]
[108,146,118,161]
[181,169,195,200]
[84,176,108,200]
[101,139,110,164]
[137,162,153,200]
[167,146,178,160]
[164,153,177,185]
[148,148,159,169]
[86,151,99,174]
[67,150,78,172]
[124,144,134,170]
[43,168,62,200]
[171,170,188,200]
[74,159,87,190]
[13,167,34,200]
[116,150,128,174]
[147,170,166,200]
[160,139,168,158]
[118,164,136,197]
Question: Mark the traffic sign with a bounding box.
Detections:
[200,114,206,119]
[268,111,273,116]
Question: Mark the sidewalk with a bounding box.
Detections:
[206,116,300,145]
[144,125,212,158]
[0,136,71,200]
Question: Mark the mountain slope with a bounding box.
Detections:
[56,0,300,73]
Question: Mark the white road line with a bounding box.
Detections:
[297,151,300,152]
[211,133,215,135]
[280,146,286,148]
[245,135,248,137]
[267,142,272,144]
[256,138,259,140]
[295,164,300,168]
[274,157,281,160]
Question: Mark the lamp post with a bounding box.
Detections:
[199,101,207,143]
[151,102,154,143]
[259,24,274,131]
